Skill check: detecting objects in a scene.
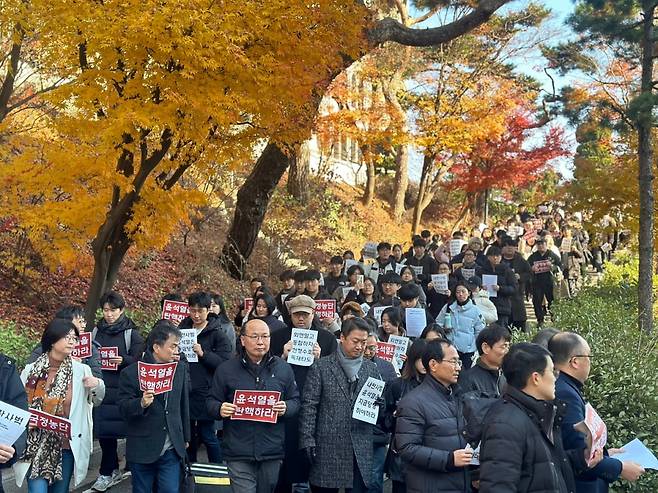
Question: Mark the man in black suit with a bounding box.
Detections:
[118,320,190,493]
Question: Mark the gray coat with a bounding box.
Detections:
[299,351,382,489]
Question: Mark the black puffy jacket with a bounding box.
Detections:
[476,262,518,317]
[395,375,469,493]
[479,386,585,493]
[0,353,28,481]
[457,360,505,398]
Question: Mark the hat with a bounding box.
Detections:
[286,295,316,314]
[340,301,364,318]
[466,275,483,290]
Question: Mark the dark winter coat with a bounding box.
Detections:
[527,250,562,288]
[479,385,586,493]
[177,317,233,420]
[457,360,505,399]
[251,314,287,334]
[208,312,236,354]
[406,254,439,286]
[28,340,104,379]
[501,253,532,323]
[299,351,382,489]
[372,357,398,445]
[323,273,348,298]
[0,353,28,486]
[476,262,518,317]
[394,375,470,493]
[93,314,145,438]
[556,373,622,493]
[207,354,299,461]
[117,351,190,464]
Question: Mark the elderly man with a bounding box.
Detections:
[299,317,382,493]
[549,332,644,492]
[207,319,299,493]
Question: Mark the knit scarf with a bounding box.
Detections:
[336,343,363,383]
[22,352,73,484]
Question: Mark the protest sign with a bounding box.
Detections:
[389,335,409,371]
[29,409,71,439]
[431,273,449,292]
[360,303,371,315]
[232,390,281,424]
[0,400,31,446]
[560,237,573,253]
[612,439,658,469]
[341,287,353,301]
[99,346,119,371]
[179,329,198,363]
[482,275,498,298]
[363,242,378,259]
[352,377,385,425]
[373,306,392,325]
[288,328,318,367]
[138,361,177,395]
[71,332,92,360]
[161,300,190,326]
[319,273,324,286]
[244,298,254,314]
[376,342,396,362]
[315,299,337,320]
[532,259,552,274]
[461,268,475,281]
[523,230,537,243]
[357,274,364,285]
[405,307,426,337]
[466,443,481,465]
[411,265,423,276]
[449,239,463,257]
[574,403,607,465]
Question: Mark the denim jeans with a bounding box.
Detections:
[188,419,222,463]
[27,449,74,493]
[368,443,387,493]
[130,448,181,493]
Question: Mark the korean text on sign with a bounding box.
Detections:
[352,377,385,425]
[0,400,31,446]
[232,390,281,424]
[161,300,190,326]
[138,361,177,395]
[29,409,71,439]
[288,328,318,367]
[532,259,552,274]
[575,403,607,466]
[71,332,92,359]
[179,329,198,363]
[244,298,254,313]
[315,299,336,320]
[99,346,119,371]
[388,335,410,371]
[376,342,396,362]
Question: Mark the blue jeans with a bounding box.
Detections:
[27,449,74,493]
[189,419,222,463]
[130,448,181,493]
[368,443,387,493]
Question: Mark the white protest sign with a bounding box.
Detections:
[389,335,410,371]
[352,377,385,424]
[449,239,464,257]
[0,400,31,446]
[360,303,371,315]
[461,268,476,280]
[431,273,449,292]
[612,439,658,469]
[288,328,318,367]
[179,329,198,362]
[482,274,498,298]
[560,237,573,253]
[363,242,378,259]
[319,273,325,286]
[341,287,353,300]
[405,307,427,338]
[466,443,481,465]
[373,305,392,325]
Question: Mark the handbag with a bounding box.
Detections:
[182,459,196,493]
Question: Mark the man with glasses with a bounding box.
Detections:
[549,333,644,492]
[208,319,300,493]
[479,342,602,493]
[458,324,511,398]
[395,338,473,492]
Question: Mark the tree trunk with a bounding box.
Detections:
[363,155,376,205]
[637,2,655,334]
[220,143,290,280]
[412,154,433,234]
[392,144,409,218]
[287,142,311,203]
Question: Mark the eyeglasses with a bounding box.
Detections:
[65,334,79,343]
[364,345,378,352]
[441,359,463,368]
[242,334,270,341]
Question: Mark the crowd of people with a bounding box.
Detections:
[0,202,643,493]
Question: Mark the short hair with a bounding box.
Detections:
[346,264,365,276]
[421,229,431,238]
[341,317,372,337]
[303,269,322,281]
[548,332,585,365]
[502,342,553,389]
[279,269,295,282]
[343,250,355,258]
[412,238,426,248]
[250,277,266,286]
[503,238,519,247]
[381,306,402,327]
[293,270,307,282]
[420,323,446,339]
[380,272,402,285]
[41,318,79,353]
[401,339,428,379]
[253,293,277,316]
[330,255,343,265]
[100,291,125,310]
[476,324,512,356]
[147,320,181,351]
[398,283,420,301]
[54,305,84,320]
[364,317,378,334]
[422,338,453,372]
[377,242,392,251]
[399,265,418,280]
[392,243,402,251]
[486,246,502,257]
[452,231,465,239]
[531,327,560,348]
[160,293,184,310]
[188,291,212,309]
[209,293,229,317]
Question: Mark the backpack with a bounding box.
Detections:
[92,327,132,353]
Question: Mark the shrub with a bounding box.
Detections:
[0,320,38,369]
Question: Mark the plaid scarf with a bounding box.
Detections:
[21,352,73,484]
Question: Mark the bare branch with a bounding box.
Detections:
[409,4,443,27]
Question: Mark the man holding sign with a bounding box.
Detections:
[118,321,190,493]
[550,333,645,491]
[527,238,562,325]
[207,319,299,493]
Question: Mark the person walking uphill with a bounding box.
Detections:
[207,319,300,493]
[91,291,145,492]
[0,352,27,493]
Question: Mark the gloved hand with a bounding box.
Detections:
[304,446,316,466]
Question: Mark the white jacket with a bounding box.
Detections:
[14,359,105,487]
[473,290,498,325]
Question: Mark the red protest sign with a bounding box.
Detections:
[99,347,119,371]
[523,230,537,243]
[161,300,189,326]
[71,332,92,359]
[231,390,281,424]
[574,403,607,465]
[244,298,254,313]
[138,361,177,395]
[29,408,71,439]
[532,259,552,274]
[376,342,396,362]
[315,299,337,320]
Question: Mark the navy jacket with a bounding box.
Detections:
[0,353,28,490]
[556,373,622,492]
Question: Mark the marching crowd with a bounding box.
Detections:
[0,202,645,493]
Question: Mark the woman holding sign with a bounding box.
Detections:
[14,318,105,492]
